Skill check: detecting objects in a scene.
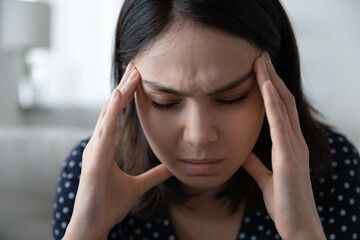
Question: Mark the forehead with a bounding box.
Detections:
[134,22,260,93]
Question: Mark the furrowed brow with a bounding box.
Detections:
[211,70,253,94]
[142,80,188,96]
[142,70,253,96]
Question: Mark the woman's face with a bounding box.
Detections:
[134,23,265,191]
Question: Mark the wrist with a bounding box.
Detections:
[63,220,108,240]
[63,230,107,240]
[283,229,326,240]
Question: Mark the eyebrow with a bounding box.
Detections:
[142,70,254,96]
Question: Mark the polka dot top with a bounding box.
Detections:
[52,131,360,240]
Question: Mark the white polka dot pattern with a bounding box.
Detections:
[315,132,360,240]
[53,131,360,239]
[52,139,85,239]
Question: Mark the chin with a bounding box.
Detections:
[175,174,231,192]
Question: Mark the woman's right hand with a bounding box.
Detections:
[63,63,173,240]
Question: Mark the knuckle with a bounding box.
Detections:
[97,123,116,139]
[83,139,93,154]
[97,128,104,138]
[302,140,310,157]
[285,91,296,106]
[99,103,108,118]
[106,106,114,117]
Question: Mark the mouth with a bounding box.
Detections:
[180,158,224,174]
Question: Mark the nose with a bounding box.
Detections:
[183,105,218,147]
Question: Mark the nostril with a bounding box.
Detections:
[183,122,218,146]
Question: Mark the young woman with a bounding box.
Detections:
[53,1,360,239]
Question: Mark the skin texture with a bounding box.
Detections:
[134,23,265,191]
[63,65,173,240]
[63,23,326,240]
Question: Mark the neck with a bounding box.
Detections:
[172,183,235,218]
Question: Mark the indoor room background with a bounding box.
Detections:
[0,0,359,239]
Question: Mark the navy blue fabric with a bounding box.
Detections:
[52,131,360,239]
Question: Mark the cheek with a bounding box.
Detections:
[225,87,265,158]
[135,91,179,163]
[135,84,265,166]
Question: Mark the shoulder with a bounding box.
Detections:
[319,130,360,194]
[324,131,359,161]
[52,138,89,239]
[58,137,89,192]
[313,130,360,239]
[323,130,360,184]
[66,139,89,165]
[60,138,89,183]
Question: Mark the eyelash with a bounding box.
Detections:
[151,102,178,111]
[150,94,248,111]
[216,95,248,105]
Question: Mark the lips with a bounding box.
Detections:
[181,158,223,164]
[180,158,224,174]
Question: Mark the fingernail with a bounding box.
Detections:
[125,62,134,73]
[111,89,119,102]
[263,51,271,63]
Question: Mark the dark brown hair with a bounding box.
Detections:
[112,0,332,217]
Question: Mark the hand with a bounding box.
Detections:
[63,63,173,240]
[243,52,325,239]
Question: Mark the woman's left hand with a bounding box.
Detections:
[242,51,325,240]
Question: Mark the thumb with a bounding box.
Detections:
[242,153,272,191]
[136,164,173,195]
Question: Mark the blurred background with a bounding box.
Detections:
[0,0,359,239]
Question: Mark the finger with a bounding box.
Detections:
[99,89,124,138]
[87,68,141,167]
[261,51,303,140]
[255,57,293,151]
[101,68,140,134]
[118,68,141,109]
[136,164,173,196]
[92,100,110,137]
[91,63,137,141]
[117,62,135,90]
[84,64,139,167]
[255,55,289,123]
[242,153,272,191]
[86,98,110,154]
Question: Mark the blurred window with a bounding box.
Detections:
[26,0,124,109]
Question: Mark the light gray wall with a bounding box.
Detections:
[282,0,360,148]
[0,54,23,125]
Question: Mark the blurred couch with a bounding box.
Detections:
[0,126,91,240]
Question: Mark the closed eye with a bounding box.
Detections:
[150,94,248,111]
[216,94,248,106]
[151,101,179,111]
